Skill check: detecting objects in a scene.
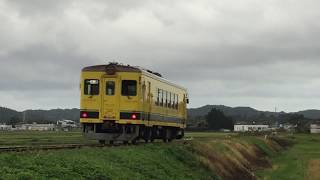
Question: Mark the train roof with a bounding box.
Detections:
[82,63,187,91]
[82,63,141,73]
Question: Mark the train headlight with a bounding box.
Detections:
[120,112,140,120]
[131,114,137,120]
[81,112,88,118]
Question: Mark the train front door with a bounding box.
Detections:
[102,78,119,120]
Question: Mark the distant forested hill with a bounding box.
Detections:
[297,109,320,119]
[0,107,80,124]
[23,109,80,123]
[187,105,320,126]
[188,105,277,121]
[1,104,320,125]
[0,107,21,124]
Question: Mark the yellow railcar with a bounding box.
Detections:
[80,63,188,144]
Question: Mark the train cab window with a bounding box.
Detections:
[106,81,115,95]
[122,80,137,96]
[84,79,99,95]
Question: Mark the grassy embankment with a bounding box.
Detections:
[187,132,294,179]
[257,134,320,180]
[0,131,293,179]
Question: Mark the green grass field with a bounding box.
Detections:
[256,134,320,180]
[0,131,319,179]
[0,131,229,179]
[0,141,216,179]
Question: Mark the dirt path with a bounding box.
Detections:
[307,159,320,180]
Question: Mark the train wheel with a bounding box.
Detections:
[167,128,173,142]
[181,129,185,138]
[177,129,185,139]
[162,128,168,143]
[151,126,157,142]
[132,139,137,145]
[144,128,151,143]
[99,140,106,144]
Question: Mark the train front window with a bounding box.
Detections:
[122,80,137,96]
[84,79,99,95]
[106,81,115,95]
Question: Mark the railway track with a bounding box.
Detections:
[0,143,110,153]
[0,138,190,153]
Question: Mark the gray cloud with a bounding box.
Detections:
[1,0,320,112]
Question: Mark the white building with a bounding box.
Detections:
[310,123,320,134]
[234,124,269,132]
[0,124,12,131]
[56,120,76,128]
[15,123,55,131]
[56,120,77,131]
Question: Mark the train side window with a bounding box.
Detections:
[172,93,174,108]
[162,90,165,107]
[156,88,160,105]
[106,81,115,95]
[176,94,179,109]
[169,92,172,108]
[84,79,99,95]
[165,91,168,107]
[168,92,170,108]
[159,89,163,106]
[172,94,175,108]
[174,94,177,109]
[166,92,168,108]
[168,92,171,108]
[122,80,137,96]
[171,93,174,108]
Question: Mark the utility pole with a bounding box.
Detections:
[23,111,26,124]
[275,106,280,128]
[275,106,278,128]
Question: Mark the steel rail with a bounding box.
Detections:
[0,144,110,153]
[0,139,188,153]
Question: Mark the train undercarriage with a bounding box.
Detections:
[82,122,184,144]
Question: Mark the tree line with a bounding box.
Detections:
[205,108,234,130]
[192,108,312,132]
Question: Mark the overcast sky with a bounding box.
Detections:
[1,0,320,112]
